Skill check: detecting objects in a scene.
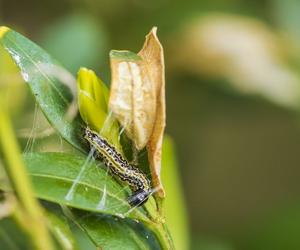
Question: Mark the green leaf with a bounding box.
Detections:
[23,152,149,222]
[0,27,86,153]
[161,136,189,250]
[71,227,96,250]
[44,203,78,250]
[70,209,160,250]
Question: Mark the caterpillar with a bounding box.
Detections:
[84,127,152,207]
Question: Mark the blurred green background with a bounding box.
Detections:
[2,0,300,249]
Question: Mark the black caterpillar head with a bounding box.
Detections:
[128,189,150,207]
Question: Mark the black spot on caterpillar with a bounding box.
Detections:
[84,127,151,207]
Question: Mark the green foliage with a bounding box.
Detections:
[71,210,161,250]
[45,205,78,250]
[0,27,86,153]
[0,27,188,249]
[23,152,148,221]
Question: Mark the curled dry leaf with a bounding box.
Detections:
[139,28,166,198]
[109,51,156,150]
[109,27,166,197]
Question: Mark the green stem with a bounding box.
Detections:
[0,107,54,250]
[142,196,174,249]
[145,220,175,250]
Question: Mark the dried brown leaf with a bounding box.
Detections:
[109,50,157,150]
[109,27,166,197]
[139,27,166,198]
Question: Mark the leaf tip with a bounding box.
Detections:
[146,26,160,42]
[78,67,89,74]
[151,26,158,34]
[0,26,10,39]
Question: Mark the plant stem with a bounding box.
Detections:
[145,220,175,250]
[0,107,54,250]
[142,196,174,249]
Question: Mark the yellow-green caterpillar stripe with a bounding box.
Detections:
[84,127,151,206]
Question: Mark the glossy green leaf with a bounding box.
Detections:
[23,152,149,222]
[70,209,161,250]
[0,27,86,153]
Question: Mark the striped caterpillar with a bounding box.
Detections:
[84,127,151,206]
